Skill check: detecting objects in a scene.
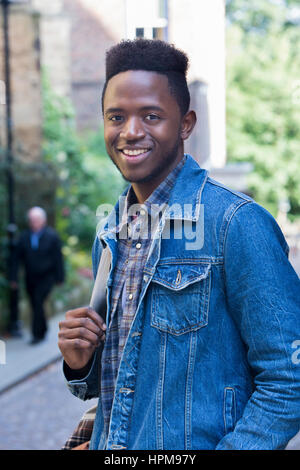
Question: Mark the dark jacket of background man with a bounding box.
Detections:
[17,226,64,283]
[14,225,64,341]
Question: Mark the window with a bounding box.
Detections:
[136,28,144,38]
[152,27,164,39]
[127,0,168,41]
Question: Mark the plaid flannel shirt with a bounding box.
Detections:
[62,155,186,449]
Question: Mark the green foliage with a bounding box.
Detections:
[41,71,125,258]
[226,0,300,218]
[226,0,300,32]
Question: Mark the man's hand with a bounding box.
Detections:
[58,306,106,370]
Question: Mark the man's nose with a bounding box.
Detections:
[120,117,146,140]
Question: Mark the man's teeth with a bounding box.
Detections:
[122,149,149,156]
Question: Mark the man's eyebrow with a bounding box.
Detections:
[104,105,165,116]
[139,105,164,112]
[104,107,123,116]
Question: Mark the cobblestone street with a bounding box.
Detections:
[0,360,98,450]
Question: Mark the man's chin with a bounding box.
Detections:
[121,169,162,185]
[108,157,144,183]
[111,161,159,184]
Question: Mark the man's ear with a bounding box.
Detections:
[180,110,197,141]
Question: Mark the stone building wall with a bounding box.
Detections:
[31,0,71,98]
[0,4,58,229]
[0,5,42,162]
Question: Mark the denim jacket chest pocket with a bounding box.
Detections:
[150,262,211,335]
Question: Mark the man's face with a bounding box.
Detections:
[28,211,46,232]
[103,70,185,186]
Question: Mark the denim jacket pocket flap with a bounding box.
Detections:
[151,263,211,335]
[151,263,211,291]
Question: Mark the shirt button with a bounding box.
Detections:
[136,242,142,249]
[128,293,133,300]
[140,209,146,216]
[143,275,149,282]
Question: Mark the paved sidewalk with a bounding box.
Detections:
[0,313,65,394]
[0,360,98,450]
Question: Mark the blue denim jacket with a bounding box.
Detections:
[65,155,300,450]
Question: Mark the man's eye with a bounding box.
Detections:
[145,114,160,121]
[109,115,123,122]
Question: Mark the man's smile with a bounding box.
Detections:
[117,147,152,163]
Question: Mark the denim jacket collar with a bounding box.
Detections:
[164,154,208,221]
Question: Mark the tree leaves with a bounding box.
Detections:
[226,1,300,219]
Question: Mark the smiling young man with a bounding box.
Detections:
[58,39,300,450]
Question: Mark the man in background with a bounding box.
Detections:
[12,207,64,344]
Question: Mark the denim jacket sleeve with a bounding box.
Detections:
[63,235,103,401]
[216,201,300,450]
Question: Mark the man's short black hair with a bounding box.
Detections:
[101,38,190,116]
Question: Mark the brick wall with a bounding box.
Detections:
[63,0,116,130]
